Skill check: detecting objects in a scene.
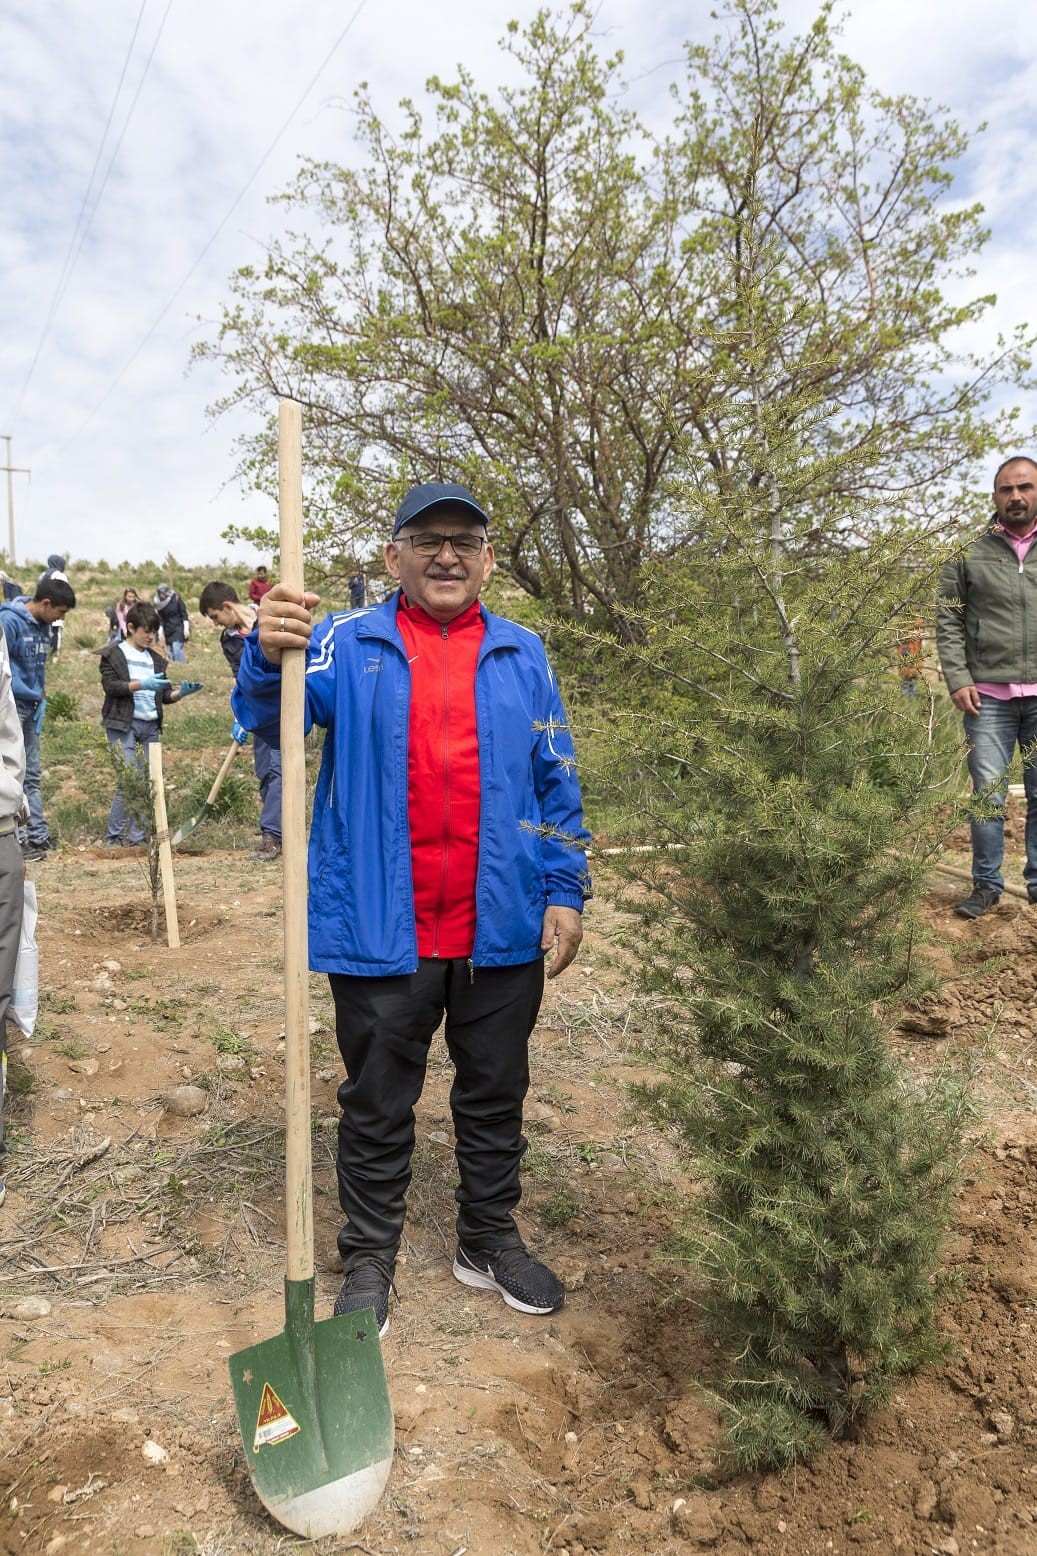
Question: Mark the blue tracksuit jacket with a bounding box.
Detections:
[231,595,591,976]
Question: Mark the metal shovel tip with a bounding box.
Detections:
[252,1455,393,1541]
[229,1287,394,1538]
[169,809,206,847]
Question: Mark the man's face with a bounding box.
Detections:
[384,508,494,623]
[126,622,156,649]
[256,568,267,580]
[993,461,1037,532]
[37,601,69,625]
[206,604,239,629]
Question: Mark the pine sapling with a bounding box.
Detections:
[589,186,976,1470]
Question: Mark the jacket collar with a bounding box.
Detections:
[356,591,521,651]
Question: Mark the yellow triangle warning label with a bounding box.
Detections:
[253,1382,301,1450]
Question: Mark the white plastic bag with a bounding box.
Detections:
[10,881,38,1039]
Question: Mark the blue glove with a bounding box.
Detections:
[33,700,46,736]
[139,674,170,691]
[231,720,251,746]
[177,681,204,698]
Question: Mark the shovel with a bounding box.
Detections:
[228,398,394,1538]
[169,740,242,847]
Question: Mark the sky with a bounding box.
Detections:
[2,0,1036,575]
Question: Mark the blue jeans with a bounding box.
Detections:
[0,831,24,1163]
[166,639,186,663]
[106,720,160,843]
[16,703,48,845]
[963,693,1037,893]
[254,730,282,842]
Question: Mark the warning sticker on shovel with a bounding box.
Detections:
[253,1382,301,1450]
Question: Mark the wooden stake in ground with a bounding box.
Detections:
[148,741,180,949]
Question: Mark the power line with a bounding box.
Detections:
[48,0,370,463]
[65,0,175,285]
[8,0,152,427]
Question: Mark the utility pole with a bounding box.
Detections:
[0,435,31,568]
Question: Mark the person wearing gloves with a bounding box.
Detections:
[153,584,191,662]
[0,577,76,861]
[232,481,591,1336]
[0,627,27,1207]
[198,582,282,863]
[98,603,202,846]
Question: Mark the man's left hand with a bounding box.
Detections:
[541,906,583,979]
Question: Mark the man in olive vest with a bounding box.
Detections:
[936,456,1037,918]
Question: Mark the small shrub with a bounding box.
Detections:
[541,1185,583,1228]
[5,1060,36,1098]
[40,991,76,1014]
[175,767,254,823]
[45,690,80,722]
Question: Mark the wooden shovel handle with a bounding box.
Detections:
[206,739,241,805]
[279,399,313,1283]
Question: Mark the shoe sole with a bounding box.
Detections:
[452,1256,562,1315]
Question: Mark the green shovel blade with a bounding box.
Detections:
[230,1278,394,1538]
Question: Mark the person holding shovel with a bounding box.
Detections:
[232,481,591,1336]
[198,582,283,863]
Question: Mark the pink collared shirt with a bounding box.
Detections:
[974,523,1037,699]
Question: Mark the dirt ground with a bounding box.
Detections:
[1,830,1036,1556]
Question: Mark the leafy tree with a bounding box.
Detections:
[586,161,974,1470]
[201,3,690,632]
[664,0,1032,555]
[200,1,1031,627]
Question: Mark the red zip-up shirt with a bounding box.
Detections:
[396,596,485,958]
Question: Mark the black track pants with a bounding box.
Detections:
[329,956,545,1272]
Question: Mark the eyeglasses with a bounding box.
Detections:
[398,531,487,557]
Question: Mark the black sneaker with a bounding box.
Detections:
[333,1258,393,1338]
[453,1244,565,1315]
[953,886,1001,920]
[21,842,47,862]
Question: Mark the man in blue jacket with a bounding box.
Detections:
[233,482,591,1336]
[0,578,76,859]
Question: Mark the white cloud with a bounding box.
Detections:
[3,0,1036,575]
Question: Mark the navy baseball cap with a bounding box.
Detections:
[391,482,490,540]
